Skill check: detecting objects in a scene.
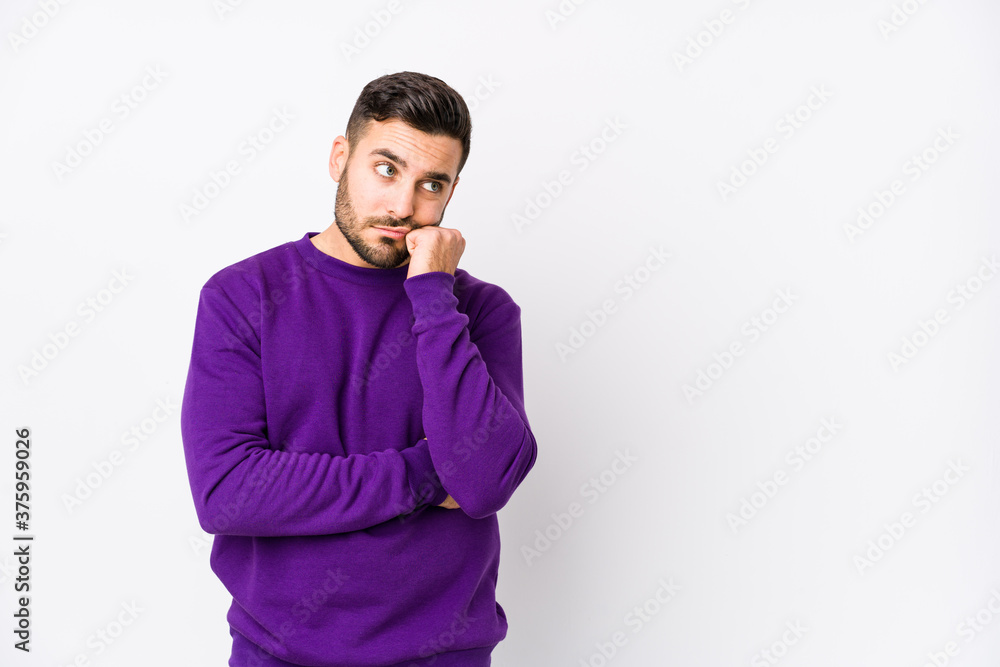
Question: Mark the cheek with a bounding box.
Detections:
[349,182,381,213]
[414,198,445,220]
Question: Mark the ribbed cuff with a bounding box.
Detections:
[403,272,459,324]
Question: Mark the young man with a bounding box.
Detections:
[180,71,538,666]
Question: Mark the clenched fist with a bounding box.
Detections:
[405,226,465,279]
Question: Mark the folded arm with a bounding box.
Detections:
[180,284,448,537]
[403,273,538,519]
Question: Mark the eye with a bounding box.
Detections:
[422,181,442,193]
[375,162,396,178]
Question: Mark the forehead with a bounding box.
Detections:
[354,119,463,177]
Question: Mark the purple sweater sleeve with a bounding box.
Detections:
[180,284,448,537]
[403,271,538,519]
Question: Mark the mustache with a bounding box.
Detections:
[368,218,413,230]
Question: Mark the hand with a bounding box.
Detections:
[405,226,465,279]
[437,494,461,510]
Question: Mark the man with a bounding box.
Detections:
[180,71,538,667]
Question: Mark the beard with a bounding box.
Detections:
[333,159,430,270]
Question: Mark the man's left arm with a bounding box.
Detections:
[403,272,538,519]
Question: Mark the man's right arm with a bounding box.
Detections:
[180,283,450,537]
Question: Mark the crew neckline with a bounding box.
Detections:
[294,232,411,286]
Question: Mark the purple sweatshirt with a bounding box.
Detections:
[180,232,537,666]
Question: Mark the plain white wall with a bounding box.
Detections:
[2,1,999,665]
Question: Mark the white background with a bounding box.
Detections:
[2,1,999,665]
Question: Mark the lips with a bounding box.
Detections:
[374,226,409,239]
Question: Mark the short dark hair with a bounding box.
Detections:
[345,71,472,176]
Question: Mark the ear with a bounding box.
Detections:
[329,136,349,182]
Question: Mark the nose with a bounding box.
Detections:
[385,184,415,221]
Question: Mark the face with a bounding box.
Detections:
[329,119,462,269]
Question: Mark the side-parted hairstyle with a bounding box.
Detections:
[345,71,472,176]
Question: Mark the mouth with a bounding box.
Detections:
[374,226,409,240]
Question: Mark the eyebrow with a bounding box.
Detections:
[368,148,453,185]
